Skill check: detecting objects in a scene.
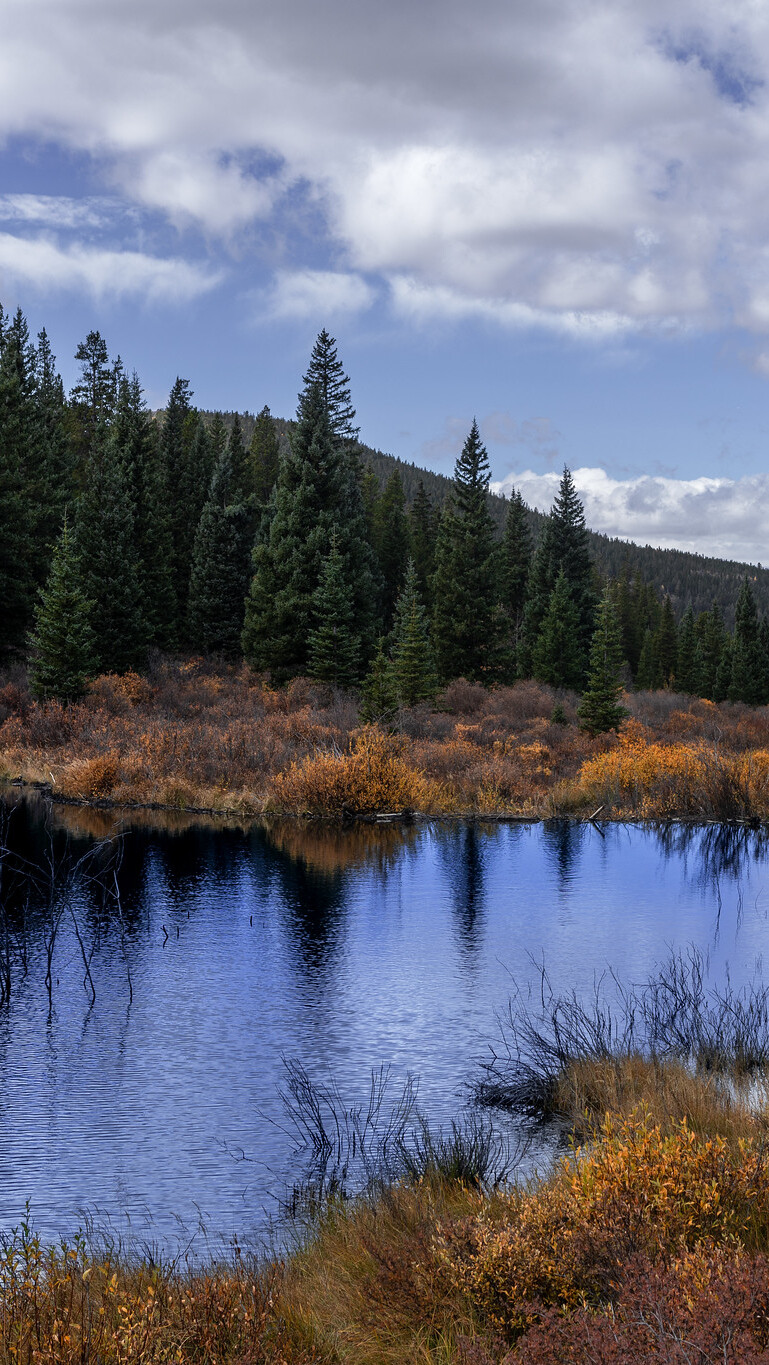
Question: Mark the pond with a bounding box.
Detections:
[1,791,768,1254]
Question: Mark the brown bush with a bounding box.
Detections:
[266,727,438,816]
[59,751,122,800]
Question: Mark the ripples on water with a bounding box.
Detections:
[1,791,768,1253]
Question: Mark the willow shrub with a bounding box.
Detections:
[265,726,443,816]
[440,1111,769,1340]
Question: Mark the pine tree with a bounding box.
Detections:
[519,467,596,682]
[373,470,410,627]
[29,328,74,588]
[636,628,658,690]
[73,430,147,674]
[360,638,397,722]
[29,519,97,701]
[654,596,678,687]
[729,576,768,704]
[307,529,360,687]
[249,405,281,509]
[675,605,698,695]
[70,330,119,462]
[389,559,437,706]
[578,589,628,734]
[112,374,176,650]
[714,635,734,702]
[501,487,532,676]
[299,329,359,444]
[408,479,436,610]
[531,571,584,690]
[160,377,198,625]
[432,421,506,683]
[243,379,378,681]
[694,605,726,700]
[0,320,36,654]
[187,442,253,657]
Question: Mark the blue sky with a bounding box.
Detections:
[3,0,769,560]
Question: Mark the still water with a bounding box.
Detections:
[1,792,769,1252]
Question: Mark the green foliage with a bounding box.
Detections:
[578,589,628,734]
[407,479,436,611]
[299,328,358,444]
[520,467,596,684]
[675,605,698,695]
[242,367,378,681]
[249,404,281,508]
[389,559,438,707]
[187,442,254,657]
[729,576,768,705]
[73,430,147,674]
[373,470,410,627]
[307,528,361,687]
[0,316,36,654]
[29,519,96,701]
[160,376,198,627]
[531,571,584,690]
[432,421,507,684]
[360,638,398,722]
[655,594,678,687]
[501,486,532,677]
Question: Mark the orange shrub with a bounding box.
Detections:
[58,751,123,800]
[441,1111,769,1338]
[266,727,436,815]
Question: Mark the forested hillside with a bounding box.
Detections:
[204,413,769,629]
[3,299,769,720]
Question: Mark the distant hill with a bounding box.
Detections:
[199,411,769,628]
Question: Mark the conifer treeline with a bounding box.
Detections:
[2,304,768,719]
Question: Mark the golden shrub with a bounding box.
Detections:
[266,727,433,816]
[58,751,122,800]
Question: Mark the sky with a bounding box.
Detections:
[3,0,769,561]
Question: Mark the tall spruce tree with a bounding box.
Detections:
[431,421,506,683]
[160,377,198,625]
[249,405,281,509]
[0,318,36,654]
[187,441,253,657]
[729,576,768,704]
[675,605,698,695]
[389,558,437,706]
[29,518,96,702]
[73,429,146,674]
[408,479,436,611]
[531,571,584,690]
[654,595,678,687]
[501,487,532,677]
[112,374,176,650]
[519,468,596,683]
[373,470,410,627]
[300,329,359,443]
[307,528,360,687]
[578,589,628,734]
[242,375,378,681]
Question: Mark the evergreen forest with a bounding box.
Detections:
[3,300,769,724]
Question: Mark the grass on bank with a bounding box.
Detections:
[9,954,769,1363]
[4,658,769,819]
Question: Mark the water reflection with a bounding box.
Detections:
[3,788,769,1251]
[542,818,586,891]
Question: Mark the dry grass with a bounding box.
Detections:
[3,663,769,819]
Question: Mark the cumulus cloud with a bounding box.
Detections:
[263,268,375,320]
[0,232,221,303]
[493,466,769,563]
[4,0,769,334]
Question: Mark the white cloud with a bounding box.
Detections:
[0,194,121,230]
[493,465,769,562]
[263,269,375,320]
[4,0,769,333]
[0,232,221,303]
